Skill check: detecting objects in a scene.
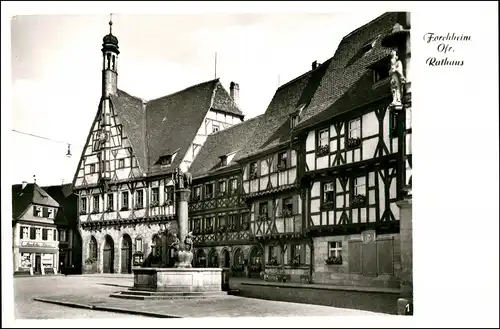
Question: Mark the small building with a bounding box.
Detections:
[43,184,83,274]
[12,182,61,275]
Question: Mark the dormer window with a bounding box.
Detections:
[220,155,228,167]
[373,66,389,83]
[291,115,299,129]
[277,151,288,171]
[160,155,172,166]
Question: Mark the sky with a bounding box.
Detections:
[9,11,382,187]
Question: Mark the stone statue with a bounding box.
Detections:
[389,50,406,106]
[175,167,192,189]
[184,231,193,252]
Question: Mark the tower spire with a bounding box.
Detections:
[109,13,113,34]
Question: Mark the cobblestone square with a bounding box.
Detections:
[14,275,387,319]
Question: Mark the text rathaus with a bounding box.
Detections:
[73,12,412,291]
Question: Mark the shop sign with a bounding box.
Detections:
[20,241,56,248]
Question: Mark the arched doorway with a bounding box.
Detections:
[232,248,244,276]
[249,246,263,278]
[221,249,230,268]
[121,234,132,274]
[103,235,114,273]
[195,249,207,268]
[208,249,219,267]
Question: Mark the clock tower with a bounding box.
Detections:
[99,14,120,182]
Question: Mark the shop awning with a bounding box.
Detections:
[18,247,58,254]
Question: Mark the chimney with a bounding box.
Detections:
[312,61,318,70]
[22,181,28,190]
[230,82,239,105]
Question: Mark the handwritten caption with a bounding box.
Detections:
[423,32,471,66]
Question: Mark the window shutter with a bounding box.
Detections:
[20,226,23,239]
[30,227,36,239]
[272,154,278,172]
[33,207,38,216]
[42,207,49,218]
[292,195,299,214]
[53,229,57,241]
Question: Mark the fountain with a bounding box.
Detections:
[110,168,225,300]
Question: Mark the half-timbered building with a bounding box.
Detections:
[188,115,263,275]
[291,12,411,289]
[72,20,244,274]
[230,59,332,282]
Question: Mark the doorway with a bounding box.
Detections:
[221,249,230,268]
[121,235,132,274]
[103,235,114,273]
[34,254,41,274]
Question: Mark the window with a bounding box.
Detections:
[107,193,114,211]
[35,228,41,240]
[135,238,143,253]
[121,191,129,210]
[220,156,227,167]
[291,115,299,129]
[278,151,288,170]
[205,217,213,232]
[373,66,389,83]
[29,227,36,240]
[229,179,238,194]
[193,187,201,200]
[290,244,301,264]
[212,123,220,133]
[259,202,269,219]
[165,186,174,202]
[218,215,226,227]
[48,229,53,241]
[218,181,226,195]
[282,197,293,216]
[268,246,277,264]
[33,206,42,217]
[348,118,361,139]
[21,226,29,240]
[160,155,172,166]
[354,177,366,196]
[59,229,67,242]
[318,128,329,147]
[90,164,96,173]
[328,241,343,259]
[93,195,100,212]
[118,159,125,169]
[42,228,48,241]
[89,237,98,259]
[249,162,258,179]
[151,188,159,203]
[205,184,214,199]
[47,208,54,219]
[80,197,87,214]
[323,182,335,202]
[135,190,144,209]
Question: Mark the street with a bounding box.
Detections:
[13,275,144,319]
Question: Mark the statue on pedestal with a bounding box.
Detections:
[174,166,192,190]
[389,50,406,107]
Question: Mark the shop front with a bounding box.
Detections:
[16,241,59,275]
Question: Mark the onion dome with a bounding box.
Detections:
[102,18,120,54]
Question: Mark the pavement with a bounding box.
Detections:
[14,275,390,319]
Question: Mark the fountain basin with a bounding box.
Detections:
[133,267,223,292]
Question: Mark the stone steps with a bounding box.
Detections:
[109,290,229,300]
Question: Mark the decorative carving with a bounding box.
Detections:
[389,50,406,107]
[184,231,193,252]
[361,230,376,243]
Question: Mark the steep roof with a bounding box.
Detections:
[107,79,243,177]
[295,12,401,130]
[12,183,60,220]
[110,90,148,171]
[42,184,77,227]
[234,58,331,162]
[190,114,264,178]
